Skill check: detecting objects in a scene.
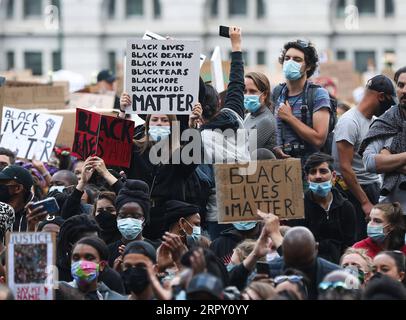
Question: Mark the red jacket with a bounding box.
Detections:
[353,237,406,258]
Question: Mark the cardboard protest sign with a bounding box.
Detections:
[6,232,55,300]
[4,85,65,109]
[0,107,63,162]
[210,46,225,93]
[69,93,115,109]
[142,30,206,68]
[126,39,200,115]
[214,159,304,223]
[72,108,134,167]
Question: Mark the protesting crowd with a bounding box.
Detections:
[1,25,406,301]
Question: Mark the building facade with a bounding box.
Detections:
[0,0,405,82]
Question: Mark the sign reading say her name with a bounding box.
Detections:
[6,232,56,300]
[214,159,305,223]
[0,107,63,162]
[126,39,200,115]
[72,108,134,168]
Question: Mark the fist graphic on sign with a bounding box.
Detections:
[44,119,56,138]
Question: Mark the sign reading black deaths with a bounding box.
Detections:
[214,159,305,223]
[126,39,200,115]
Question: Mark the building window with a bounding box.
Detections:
[6,51,15,70]
[385,0,394,17]
[24,52,43,75]
[6,0,14,19]
[107,0,115,19]
[153,0,161,18]
[257,0,265,18]
[354,51,375,73]
[257,50,266,65]
[126,0,143,17]
[210,0,218,17]
[336,0,346,18]
[228,0,247,17]
[355,0,375,16]
[52,51,62,71]
[108,51,116,74]
[336,50,346,60]
[23,0,42,18]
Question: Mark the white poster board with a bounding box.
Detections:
[6,232,55,300]
[211,46,225,93]
[0,107,63,162]
[126,39,200,115]
[143,30,206,68]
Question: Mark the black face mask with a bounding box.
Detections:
[375,99,393,117]
[122,267,150,294]
[95,210,120,243]
[0,185,12,203]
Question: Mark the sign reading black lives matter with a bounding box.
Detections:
[0,107,63,162]
[214,159,305,223]
[126,40,200,115]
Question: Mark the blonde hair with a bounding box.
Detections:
[340,248,373,272]
[245,281,277,300]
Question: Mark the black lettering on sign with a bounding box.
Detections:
[284,198,294,216]
[230,167,243,184]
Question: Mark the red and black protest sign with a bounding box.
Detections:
[72,108,134,167]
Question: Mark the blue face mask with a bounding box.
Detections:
[148,125,171,141]
[184,220,201,242]
[117,218,143,240]
[308,181,332,198]
[233,222,257,231]
[244,95,261,113]
[283,60,303,81]
[367,224,388,243]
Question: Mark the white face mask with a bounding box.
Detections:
[48,186,65,193]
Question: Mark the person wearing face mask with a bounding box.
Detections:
[56,236,124,300]
[108,180,157,268]
[360,67,406,213]
[0,165,34,232]
[122,240,172,300]
[272,40,332,165]
[117,97,202,240]
[290,152,356,264]
[210,220,262,266]
[332,75,397,242]
[243,72,277,154]
[353,203,406,258]
[93,191,120,245]
[340,248,373,287]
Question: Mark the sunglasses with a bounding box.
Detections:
[318,281,350,291]
[296,39,310,48]
[274,275,304,285]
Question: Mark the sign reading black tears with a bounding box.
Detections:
[214,159,304,223]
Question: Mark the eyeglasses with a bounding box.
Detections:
[296,39,310,48]
[274,275,303,285]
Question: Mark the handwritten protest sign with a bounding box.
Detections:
[72,108,134,167]
[126,39,200,115]
[142,30,206,68]
[214,159,304,223]
[0,107,63,162]
[6,232,55,300]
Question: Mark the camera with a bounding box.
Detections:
[282,143,305,157]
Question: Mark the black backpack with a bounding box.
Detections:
[272,82,337,155]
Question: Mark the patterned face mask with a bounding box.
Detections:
[0,201,15,235]
[71,260,100,286]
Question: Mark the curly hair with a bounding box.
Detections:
[278,40,319,79]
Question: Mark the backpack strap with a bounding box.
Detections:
[271,83,286,114]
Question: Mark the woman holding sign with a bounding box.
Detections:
[119,94,202,240]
